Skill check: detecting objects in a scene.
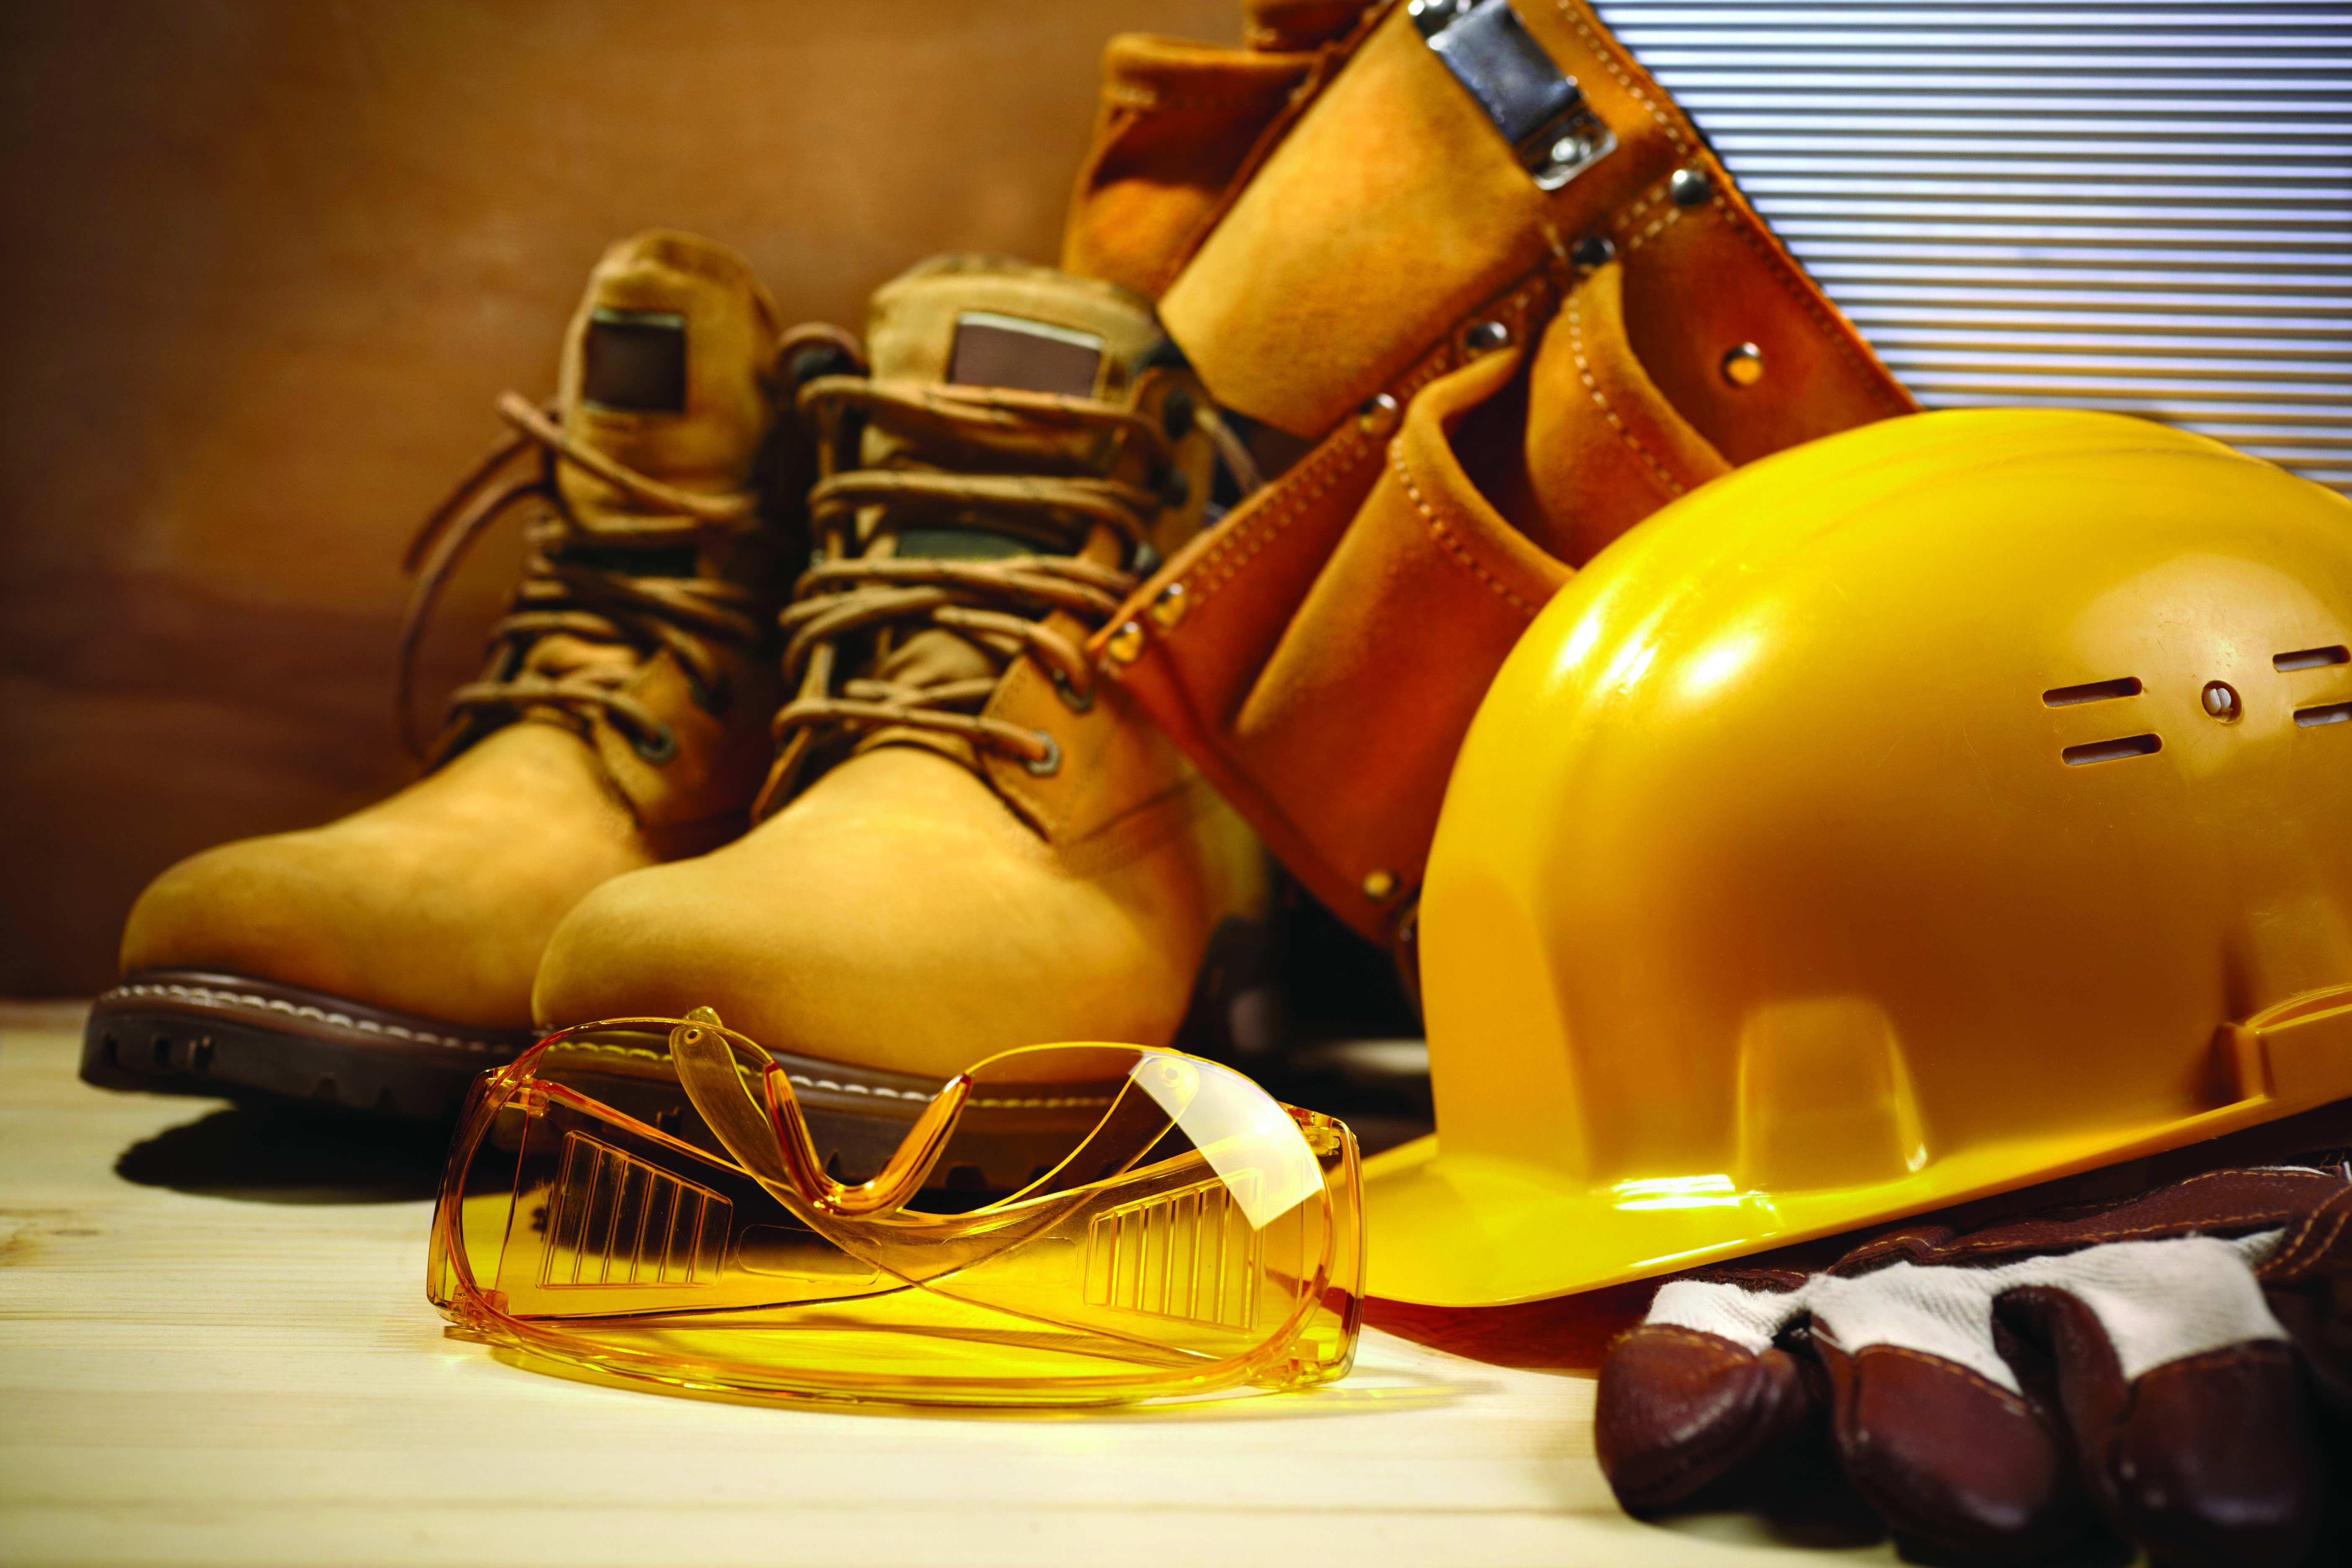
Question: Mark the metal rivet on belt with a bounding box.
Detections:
[1670,167,1712,207]
[1571,233,1616,271]
[1149,581,1189,630]
[1547,127,1609,178]
[1356,393,1401,440]
[1104,621,1148,665]
[1463,320,1511,356]
[1361,869,1398,902]
[1721,342,1764,387]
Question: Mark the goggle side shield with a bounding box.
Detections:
[427,1016,1363,1406]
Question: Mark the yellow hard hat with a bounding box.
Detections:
[1361,408,2352,1307]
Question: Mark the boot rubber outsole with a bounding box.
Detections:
[80,969,959,1135]
[82,970,540,1123]
[84,914,1284,1132]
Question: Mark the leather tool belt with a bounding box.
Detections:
[1068,0,1915,953]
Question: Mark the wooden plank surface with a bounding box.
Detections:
[1,1009,1898,1567]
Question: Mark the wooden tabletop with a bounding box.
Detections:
[0,1006,1895,1567]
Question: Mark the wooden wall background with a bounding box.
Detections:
[0,0,1234,997]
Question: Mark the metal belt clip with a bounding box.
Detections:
[1410,0,1615,191]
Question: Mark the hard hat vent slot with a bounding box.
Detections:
[2295,701,2352,730]
[2275,645,2349,673]
[2063,733,2162,766]
[2043,676,2142,708]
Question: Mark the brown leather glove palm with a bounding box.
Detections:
[1596,1166,2352,1566]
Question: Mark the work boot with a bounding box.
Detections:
[85,231,795,1120]
[531,256,1270,1126]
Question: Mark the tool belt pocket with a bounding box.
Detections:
[1096,255,1738,944]
[1085,0,1914,950]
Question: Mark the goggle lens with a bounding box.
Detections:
[428,1017,1362,1406]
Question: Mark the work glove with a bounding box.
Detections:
[1595,1165,2352,1566]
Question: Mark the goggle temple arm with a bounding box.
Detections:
[764,1057,972,1217]
[666,1016,970,1218]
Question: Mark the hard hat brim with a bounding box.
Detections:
[1362,986,2352,1306]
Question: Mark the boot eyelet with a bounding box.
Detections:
[1051,671,1095,714]
[1024,732,1063,776]
[1161,387,1197,441]
[634,724,679,764]
[684,668,729,715]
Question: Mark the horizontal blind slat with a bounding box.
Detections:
[1593,0,2352,495]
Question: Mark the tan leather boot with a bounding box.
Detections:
[85,230,795,1119]
[531,255,1269,1108]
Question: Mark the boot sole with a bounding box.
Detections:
[83,912,1285,1145]
[80,970,961,1140]
[81,970,540,1122]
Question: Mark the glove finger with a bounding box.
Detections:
[1813,1331,2126,1564]
[2009,1284,2319,1568]
[1594,1323,1819,1511]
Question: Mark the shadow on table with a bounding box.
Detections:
[115,1104,449,1203]
[1638,1449,1893,1555]
[1648,1494,1889,1555]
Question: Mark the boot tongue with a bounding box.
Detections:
[554,230,779,547]
[524,231,779,689]
[859,255,1167,562]
[838,257,1172,721]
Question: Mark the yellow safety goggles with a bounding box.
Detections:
[428,1010,1363,1407]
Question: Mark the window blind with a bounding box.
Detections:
[1592,1,2352,495]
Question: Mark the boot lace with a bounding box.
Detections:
[396,391,769,766]
[758,373,1181,815]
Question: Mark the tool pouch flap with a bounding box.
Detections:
[1062,3,1387,300]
